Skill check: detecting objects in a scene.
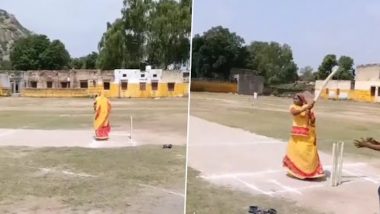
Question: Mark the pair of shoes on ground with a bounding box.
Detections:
[248,206,277,214]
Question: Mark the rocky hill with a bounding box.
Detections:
[0,9,31,63]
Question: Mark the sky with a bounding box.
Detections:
[193,0,380,70]
[1,0,123,58]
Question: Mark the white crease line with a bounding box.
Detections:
[233,177,273,196]
[138,183,185,198]
[190,141,282,146]
[274,183,325,194]
[201,163,368,180]
[343,169,380,184]
[201,169,279,179]
[39,168,96,178]
[0,130,17,137]
[61,170,97,177]
[269,179,302,195]
[110,133,131,136]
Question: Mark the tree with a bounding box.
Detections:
[10,35,70,70]
[147,0,191,68]
[71,58,85,69]
[97,0,192,70]
[317,54,337,80]
[246,41,298,85]
[71,52,98,69]
[84,52,98,69]
[299,66,315,82]
[40,40,70,70]
[97,19,128,69]
[317,54,354,80]
[122,0,154,67]
[191,26,244,80]
[336,56,354,80]
[234,46,249,68]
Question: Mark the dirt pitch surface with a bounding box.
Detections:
[187,92,380,214]
[0,97,188,213]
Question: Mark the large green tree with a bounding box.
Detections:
[246,41,298,85]
[40,40,71,70]
[97,0,191,70]
[317,54,337,80]
[191,26,244,79]
[97,19,128,69]
[336,56,354,80]
[10,35,70,70]
[317,54,354,80]
[122,0,153,67]
[147,0,191,68]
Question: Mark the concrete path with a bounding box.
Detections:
[188,116,380,214]
[0,128,186,148]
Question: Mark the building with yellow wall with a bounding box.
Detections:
[2,67,189,98]
[0,73,11,96]
[315,64,380,103]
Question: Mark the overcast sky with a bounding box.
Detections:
[1,0,123,58]
[193,0,380,70]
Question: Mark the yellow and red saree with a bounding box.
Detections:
[283,104,324,179]
[94,93,111,140]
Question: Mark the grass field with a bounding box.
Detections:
[0,97,188,134]
[0,97,188,213]
[190,92,380,159]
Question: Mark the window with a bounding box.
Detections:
[371,86,376,96]
[141,74,145,78]
[61,82,70,88]
[47,81,53,88]
[153,74,157,78]
[122,74,127,77]
[121,81,128,90]
[140,82,146,91]
[104,82,110,90]
[183,72,189,78]
[93,80,97,87]
[152,82,158,91]
[336,88,340,96]
[30,81,37,88]
[168,82,175,91]
[80,81,88,89]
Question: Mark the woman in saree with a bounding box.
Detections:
[94,91,111,140]
[283,93,325,179]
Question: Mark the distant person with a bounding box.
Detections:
[354,137,380,210]
[94,91,111,140]
[283,93,325,179]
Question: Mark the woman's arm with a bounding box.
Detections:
[290,102,315,116]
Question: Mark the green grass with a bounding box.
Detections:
[0,97,188,134]
[0,145,186,212]
[190,92,380,159]
[186,168,324,214]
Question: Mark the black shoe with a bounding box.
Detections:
[162,144,173,149]
[265,208,277,214]
[248,206,259,213]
